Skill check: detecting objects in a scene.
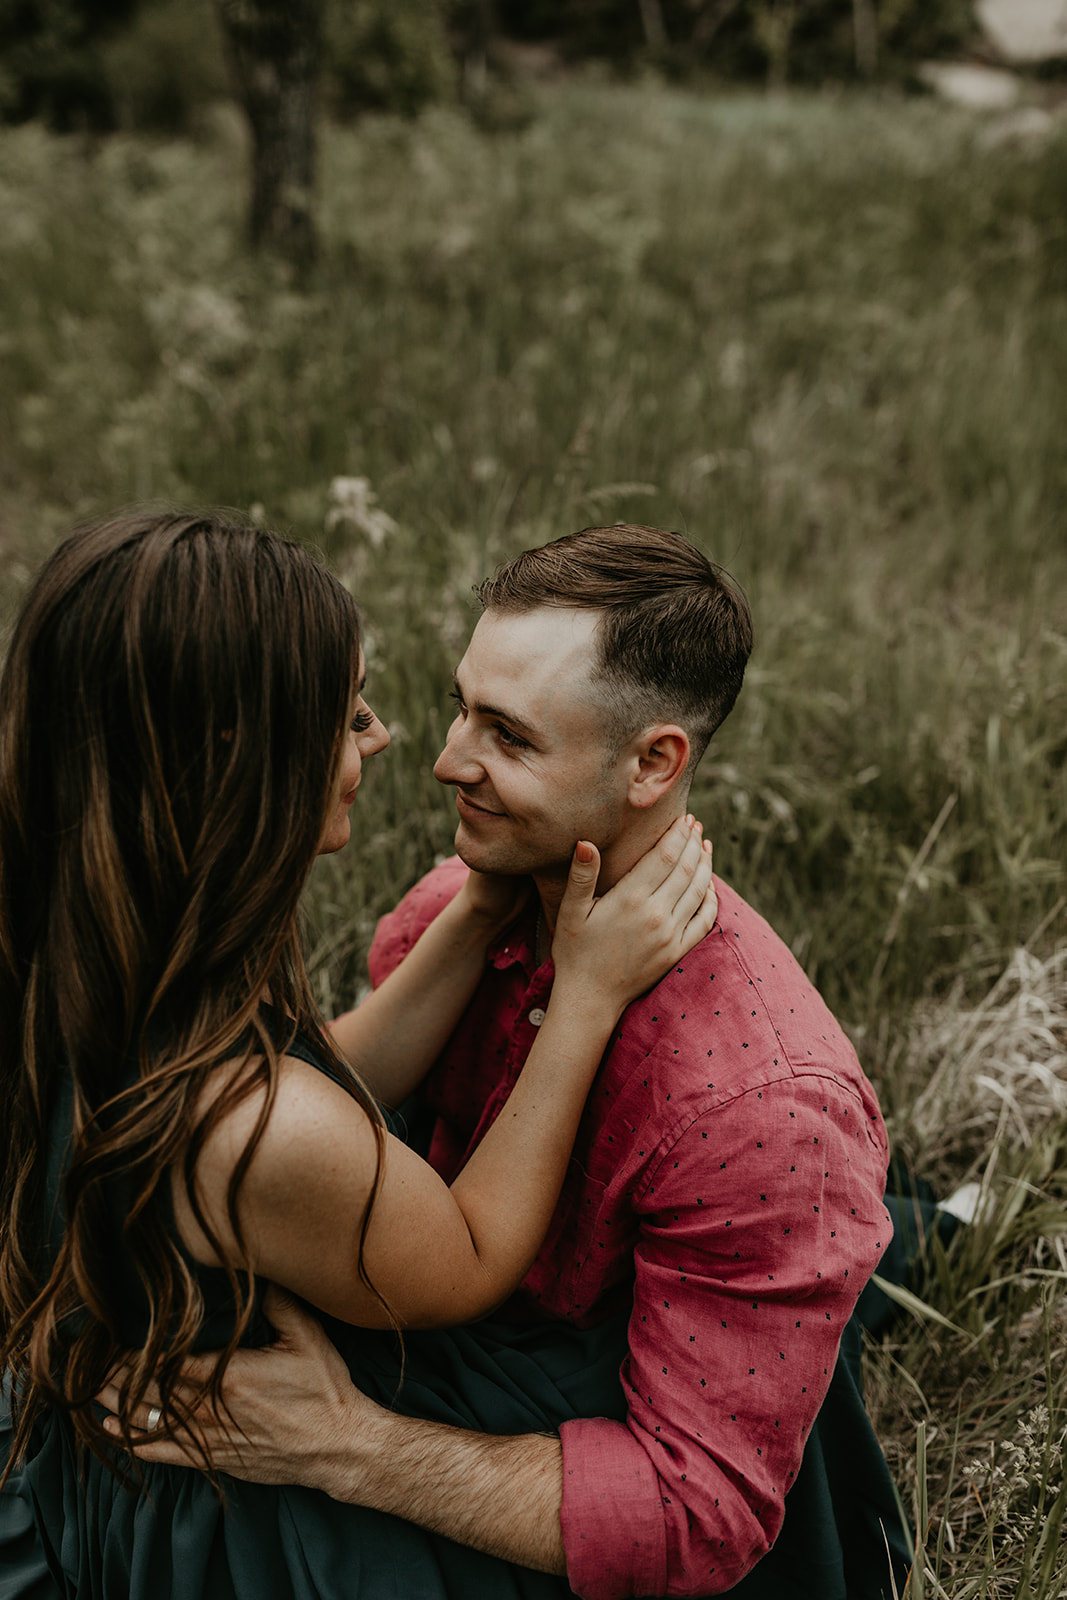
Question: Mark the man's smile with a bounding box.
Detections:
[456,790,505,819]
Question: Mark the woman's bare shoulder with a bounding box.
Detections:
[172,1051,381,1269]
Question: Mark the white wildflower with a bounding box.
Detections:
[963,1404,1065,1546]
[325,478,399,548]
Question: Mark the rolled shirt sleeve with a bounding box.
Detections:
[559,1086,890,1599]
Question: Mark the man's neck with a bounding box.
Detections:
[532,800,689,941]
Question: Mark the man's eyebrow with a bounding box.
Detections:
[451,669,540,742]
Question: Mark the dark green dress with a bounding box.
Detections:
[1,1020,911,1599]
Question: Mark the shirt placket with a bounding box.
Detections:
[455,960,556,1170]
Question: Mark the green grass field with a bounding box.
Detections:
[2,80,1065,1593]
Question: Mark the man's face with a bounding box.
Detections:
[433,607,630,879]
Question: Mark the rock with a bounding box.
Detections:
[977,106,1057,149]
[917,61,1022,110]
[976,0,1067,64]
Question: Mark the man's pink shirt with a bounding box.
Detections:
[368,859,891,1599]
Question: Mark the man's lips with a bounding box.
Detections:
[456,791,504,819]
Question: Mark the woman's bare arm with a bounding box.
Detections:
[327,871,527,1107]
[174,822,716,1330]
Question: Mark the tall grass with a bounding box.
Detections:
[864,944,1067,1595]
[1,80,1065,1592]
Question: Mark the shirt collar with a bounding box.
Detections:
[488,903,551,978]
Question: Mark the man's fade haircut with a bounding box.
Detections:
[475,524,753,777]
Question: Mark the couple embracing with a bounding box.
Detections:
[0,515,909,1599]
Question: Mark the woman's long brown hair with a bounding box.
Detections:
[0,511,386,1479]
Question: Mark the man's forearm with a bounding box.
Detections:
[325,1409,568,1576]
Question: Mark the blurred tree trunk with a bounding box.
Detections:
[852,0,878,76]
[753,0,798,87]
[213,0,322,268]
[453,0,496,107]
[637,0,669,54]
[690,0,744,52]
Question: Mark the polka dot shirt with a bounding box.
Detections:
[369,860,891,1600]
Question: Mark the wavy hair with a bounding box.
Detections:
[0,511,385,1478]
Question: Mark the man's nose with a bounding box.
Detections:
[434,716,481,785]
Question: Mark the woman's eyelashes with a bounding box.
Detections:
[351,710,374,733]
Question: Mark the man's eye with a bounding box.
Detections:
[351,711,373,733]
[496,724,529,751]
[448,690,466,715]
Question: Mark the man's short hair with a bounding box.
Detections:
[476,524,753,775]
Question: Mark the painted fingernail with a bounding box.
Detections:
[103,1417,118,1435]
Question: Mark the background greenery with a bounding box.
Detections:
[0,0,991,136]
[1,62,1065,1595]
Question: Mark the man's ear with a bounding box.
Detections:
[626,726,690,809]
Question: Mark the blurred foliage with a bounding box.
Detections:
[495,0,976,82]
[0,0,456,133]
[324,0,455,120]
[0,86,1063,1026]
[100,0,228,135]
[0,0,986,136]
[0,0,139,129]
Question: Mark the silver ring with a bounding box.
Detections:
[145,1406,163,1432]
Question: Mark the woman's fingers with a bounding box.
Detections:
[554,839,601,935]
[668,836,714,922]
[651,832,717,960]
[621,814,700,901]
[682,847,719,945]
[666,819,708,911]
[561,817,710,934]
[566,816,712,935]
[632,824,717,958]
[552,818,716,1007]
[619,816,704,921]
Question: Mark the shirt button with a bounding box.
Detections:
[529,1008,547,1027]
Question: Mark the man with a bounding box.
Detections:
[113,525,908,1597]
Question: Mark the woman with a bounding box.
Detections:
[0,510,716,1598]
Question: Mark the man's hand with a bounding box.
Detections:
[98,1284,568,1574]
[99,1285,376,1493]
